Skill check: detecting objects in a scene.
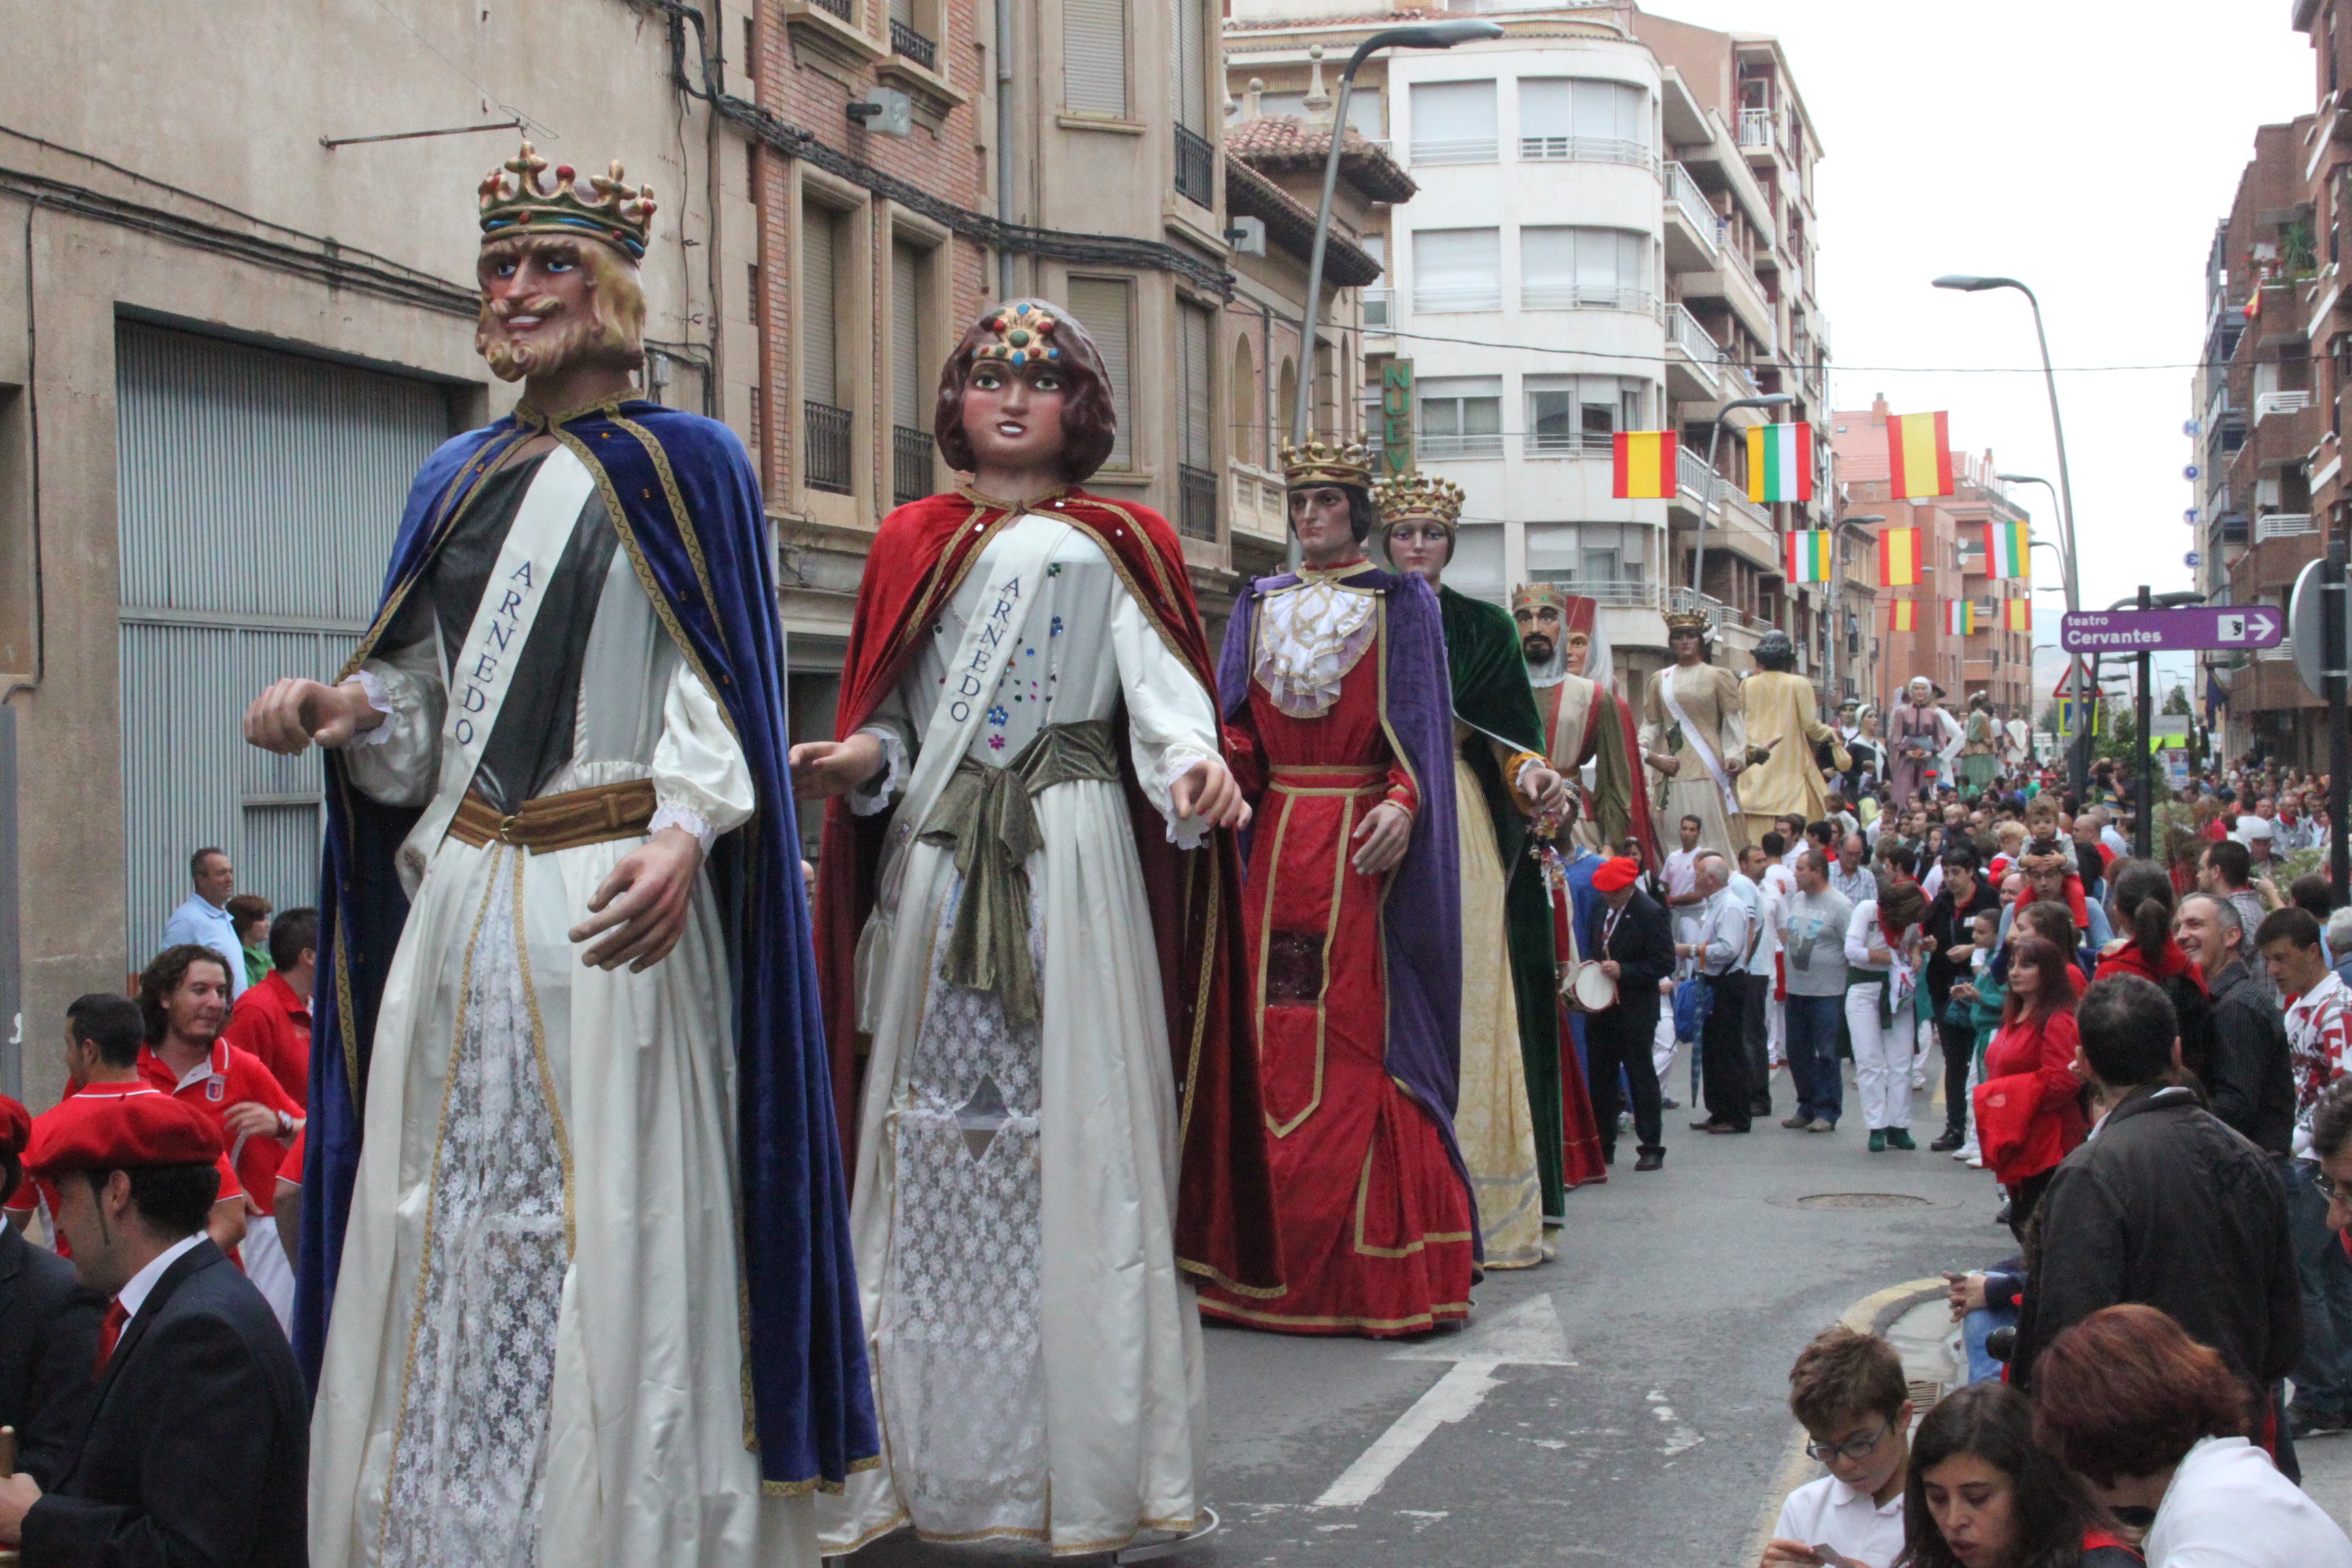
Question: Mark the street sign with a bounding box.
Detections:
[2152,714,2189,738]
[2291,557,2345,700]
[1379,359,1415,478]
[2059,606,2283,653]
[2184,552,2200,568]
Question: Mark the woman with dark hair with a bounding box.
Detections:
[1975,934,2087,1241]
[0,1094,101,1488]
[2034,1305,2352,1565]
[1899,1382,2138,1568]
[1198,435,1476,1338]
[800,299,1278,1552]
[2093,860,2216,1083]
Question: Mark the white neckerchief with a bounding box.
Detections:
[1254,574,1378,718]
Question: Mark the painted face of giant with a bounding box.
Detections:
[960,358,1070,473]
[1564,630,1591,677]
[475,233,644,384]
[1515,602,1563,666]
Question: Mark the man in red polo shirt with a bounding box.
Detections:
[137,945,303,1333]
[223,907,314,1107]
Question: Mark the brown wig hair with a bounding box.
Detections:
[138,943,234,1045]
[933,298,1119,483]
[1878,879,1927,932]
[1786,1324,1908,1433]
[1902,1382,2114,1568]
[2030,1303,2249,1487]
[2000,935,2076,1030]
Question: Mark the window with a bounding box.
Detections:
[1528,523,1648,595]
[801,203,853,496]
[1418,376,1502,459]
[1413,227,1501,313]
[1520,226,1647,312]
[1177,299,1216,538]
[1248,88,1384,140]
[1172,0,1211,203]
[1449,522,1505,604]
[1524,376,1647,455]
[1063,0,1127,116]
[1518,78,1648,165]
[890,239,930,506]
[1409,80,1497,165]
[1065,276,1132,468]
[889,0,936,69]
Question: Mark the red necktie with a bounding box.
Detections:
[94,1298,129,1374]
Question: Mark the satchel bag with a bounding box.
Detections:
[1973,1071,2065,1186]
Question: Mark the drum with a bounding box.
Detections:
[1561,959,1618,1013]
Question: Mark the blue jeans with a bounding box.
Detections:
[1964,1306,2018,1384]
[1783,994,1846,1125]
[2289,1157,2352,1416]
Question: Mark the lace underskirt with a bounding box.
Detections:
[879,876,1049,1541]
[380,849,570,1568]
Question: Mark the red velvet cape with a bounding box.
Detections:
[813,487,1284,1300]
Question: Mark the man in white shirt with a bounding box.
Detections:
[1678,851,1755,1134]
[2095,806,2129,864]
[158,847,246,1002]
[1743,839,1797,1120]
[1661,813,1705,931]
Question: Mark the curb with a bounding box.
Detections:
[1742,1277,1950,1567]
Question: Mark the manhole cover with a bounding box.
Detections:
[1791,1192,1933,1210]
[1908,1379,1946,1414]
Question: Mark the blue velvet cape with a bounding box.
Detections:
[295,399,879,1490]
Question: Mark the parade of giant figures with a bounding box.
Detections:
[18,15,2352,1562]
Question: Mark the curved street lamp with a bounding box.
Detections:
[1688,392,1793,627]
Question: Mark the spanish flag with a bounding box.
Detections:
[1784,529,1834,583]
[1946,600,1978,636]
[1886,600,1918,632]
[1612,430,1678,499]
[1878,527,1923,587]
[2004,598,2031,632]
[1747,421,1814,503]
[1886,411,1953,499]
[1987,519,2031,578]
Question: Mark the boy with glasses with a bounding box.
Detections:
[1759,1325,1912,1567]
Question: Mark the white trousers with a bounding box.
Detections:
[242,1213,296,1338]
[1843,983,1916,1131]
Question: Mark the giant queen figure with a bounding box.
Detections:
[242,145,877,1567]
[794,300,1281,1554]
[1640,610,1752,856]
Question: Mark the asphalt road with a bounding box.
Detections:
[848,1061,2010,1568]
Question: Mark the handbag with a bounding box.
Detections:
[1672,974,1713,1042]
[1973,1070,2065,1186]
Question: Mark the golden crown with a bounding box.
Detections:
[973,301,1066,366]
[1665,609,1713,635]
[478,142,655,261]
[1373,472,1465,530]
[1279,437,1373,490]
[1512,582,1572,615]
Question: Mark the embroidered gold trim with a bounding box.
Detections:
[1195,1296,1471,1333]
[1176,1255,1286,1301]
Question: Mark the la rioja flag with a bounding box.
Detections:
[1784,530,1833,583]
[1746,422,1813,503]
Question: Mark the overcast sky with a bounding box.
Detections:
[1639,0,2313,704]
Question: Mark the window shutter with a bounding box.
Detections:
[802,205,839,408]
[1412,227,1500,312]
[1066,276,1132,467]
[1409,80,1496,163]
[1063,0,1128,117]
[891,241,922,429]
[1179,299,1213,468]
[1519,79,1573,140]
[1173,0,1207,130]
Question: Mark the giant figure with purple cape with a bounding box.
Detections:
[244,143,875,1568]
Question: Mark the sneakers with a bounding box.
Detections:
[1808,1118,1835,1133]
[1955,1143,1980,1162]
[1634,1148,1665,1172]
[1930,1130,1965,1153]
[1780,1113,1814,1130]
[1887,1129,1918,1151]
[1868,1130,1888,1153]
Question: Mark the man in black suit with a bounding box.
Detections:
[0,1087,306,1567]
[0,1094,99,1488]
[1584,853,1677,1171]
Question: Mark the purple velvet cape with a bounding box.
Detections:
[1216,564,1475,1247]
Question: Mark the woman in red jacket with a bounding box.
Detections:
[1976,934,2087,1242]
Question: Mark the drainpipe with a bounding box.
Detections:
[996,0,1014,298]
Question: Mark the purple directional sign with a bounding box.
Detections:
[2059,606,2284,653]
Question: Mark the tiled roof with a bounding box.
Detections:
[1226,115,1416,204]
[1224,154,1384,287]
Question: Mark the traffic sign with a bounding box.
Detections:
[2291,557,2346,700]
[2059,606,2283,653]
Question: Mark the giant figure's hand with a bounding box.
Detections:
[787,733,887,800]
[1521,764,1569,819]
[572,826,704,972]
[244,678,383,754]
[1351,801,1413,877]
[1646,752,1681,777]
[1169,756,1251,831]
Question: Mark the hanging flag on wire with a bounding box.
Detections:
[2004,598,2031,631]
[1887,600,1918,632]
[1987,519,2031,578]
[1886,411,1954,499]
[1747,422,1814,503]
[1612,431,1678,499]
[1878,527,1922,587]
[1784,530,1834,583]
[1946,600,1978,636]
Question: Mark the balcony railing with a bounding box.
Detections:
[2257,511,2317,540]
[1414,280,1503,312]
[1736,107,1774,148]
[2255,389,2313,420]
[892,424,932,507]
[1676,446,1770,531]
[1178,463,1218,540]
[1665,162,1718,254]
[1175,125,1214,207]
[889,18,936,67]
[1520,282,1652,314]
[806,0,854,20]
[1523,430,1614,457]
[1667,585,1766,632]
[1420,431,1505,459]
[1666,300,1720,377]
[1362,288,1394,331]
[1411,137,1499,166]
[804,400,853,495]
[1519,135,1652,169]
[1536,576,1659,608]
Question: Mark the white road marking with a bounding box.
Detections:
[1313,1358,1505,1507]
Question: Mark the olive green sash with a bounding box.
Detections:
[918,718,1118,1026]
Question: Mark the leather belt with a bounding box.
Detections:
[448,779,659,855]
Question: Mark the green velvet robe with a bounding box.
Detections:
[1438,586,1567,1220]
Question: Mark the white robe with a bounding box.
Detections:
[308,502,812,1568]
[818,510,1219,1555]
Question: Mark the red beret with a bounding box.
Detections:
[0,1094,28,1157]
[26,1088,221,1177]
[1592,855,1641,893]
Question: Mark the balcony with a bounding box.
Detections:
[1668,586,1768,634]
[1673,448,1778,570]
[1175,125,1214,208]
[1362,288,1394,334]
[1522,430,1613,458]
[1736,108,1774,148]
[2230,514,2324,594]
[1178,463,1218,540]
[1421,431,1506,459]
[1414,279,1503,313]
[1665,162,1719,259]
[892,424,932,508]
[804,400,853,495]
[1228,461,1288,548]
[1520,134,1652,170]
[1520,282,1654,314]
[2257,511,2317,540]
[1673,246,1774,349]
[1664,300,1722,399]
[1411,136,1499,166]
[2256,389,2313,420]
[888,17,936,68]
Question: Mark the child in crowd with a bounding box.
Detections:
[2013,797,2089,930]
[1759,1325,1913,1568]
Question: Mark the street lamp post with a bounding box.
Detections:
[1688,392,1793,629]
[1937,276,2083,793]
[1291,19,1502,446]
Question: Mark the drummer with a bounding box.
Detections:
[1581,856,1678,1171]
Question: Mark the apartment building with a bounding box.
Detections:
[1832,401,2034,721]
[1224,0,1832,704]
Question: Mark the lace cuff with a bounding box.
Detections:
[649,800,717,856]
[1156,745,1214,852]
[847,725,910,817]
[349,668,396,749]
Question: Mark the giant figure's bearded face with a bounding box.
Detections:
[1515,602,1562,666]
[475,234,646,385]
